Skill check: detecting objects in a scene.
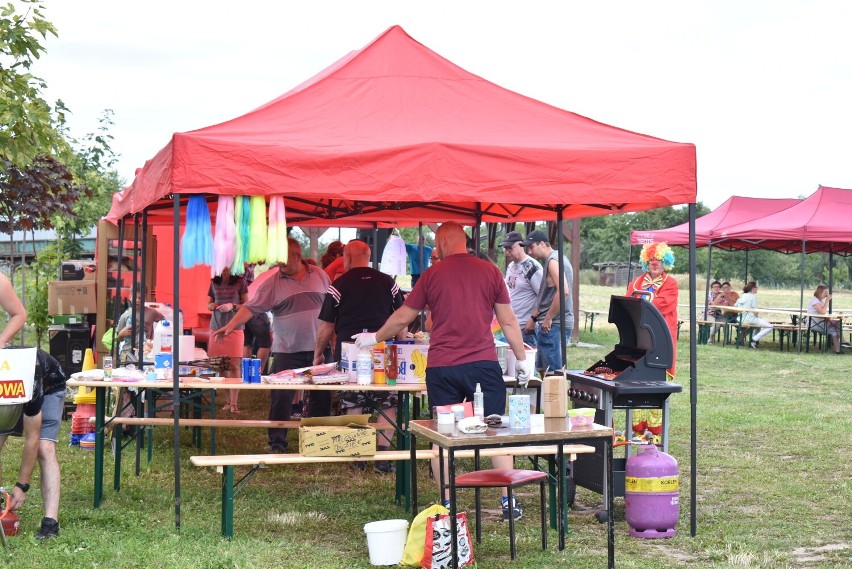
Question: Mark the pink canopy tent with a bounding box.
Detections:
[630,196,801,248]
[107,25,695,225]
[718,186,852,254]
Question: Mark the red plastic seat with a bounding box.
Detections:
[453,468,548,560]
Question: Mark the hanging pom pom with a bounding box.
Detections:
[181,195,213,268]
[248,196,268,263]
[213,196,236,276]
[266,195,288,264]
[231,196,251,274]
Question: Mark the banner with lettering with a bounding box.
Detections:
[0,348,37,404]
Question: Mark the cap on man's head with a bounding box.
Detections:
[521,229,549,247]
[500,231,524,248]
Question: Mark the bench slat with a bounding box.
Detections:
[91,416,395,430]
[189,444,595,469]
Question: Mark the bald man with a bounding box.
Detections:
[314,239,406,472]
[353,222,532,520]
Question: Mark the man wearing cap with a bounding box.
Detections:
[501,231,542,348]
[522,229,574,372]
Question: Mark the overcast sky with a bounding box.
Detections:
[30,0,852,210]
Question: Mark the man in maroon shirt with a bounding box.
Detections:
[354,222,532,520]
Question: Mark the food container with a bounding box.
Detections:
[567,407,596,427]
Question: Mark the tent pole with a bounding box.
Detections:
[626,244,634,284]
[702,246,713,320]
[797,240,805,353]
[130,215,141,362]
[555,207,567,368]
[418,223,426,331]
[371,225,379,268]
[688,203,698,537]
[172,193,182,529]
[744,250,749,284]
[828,251,834,308]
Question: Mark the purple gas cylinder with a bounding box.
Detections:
[624,444,679,538]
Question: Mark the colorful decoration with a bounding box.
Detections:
[266,195,288,264]
[180,195,213,268]
[212,196,236,276]
[248,195,268,263]
[231,196,251,275]
[639,242,675,271]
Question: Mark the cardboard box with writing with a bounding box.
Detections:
[299,414,376,457]
[48,281,97,315]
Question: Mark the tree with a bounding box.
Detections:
[0,0,68,169]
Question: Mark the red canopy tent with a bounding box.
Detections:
[718,186,852,253]
[104,25,700,537]
[630,196,801,248]
[107,25,695,226]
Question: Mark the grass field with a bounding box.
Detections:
[0,283,850,568]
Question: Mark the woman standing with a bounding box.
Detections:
[734,281,773,349]
[208,267,248,412]
[808,285,840,354]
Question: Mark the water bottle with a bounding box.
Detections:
[473,383,485,420]
[356,329,373,385]
[103,355,113,382]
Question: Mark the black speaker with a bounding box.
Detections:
[48,324,92,377]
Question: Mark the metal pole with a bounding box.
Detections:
[172,194,182,529]
[797,240,806,353]
[555,207,567,367]
[111,220,126,363]
[688,203,698,537]
[702,246,713,320]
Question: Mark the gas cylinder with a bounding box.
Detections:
[1,511,20,536]
[625,444,679,538]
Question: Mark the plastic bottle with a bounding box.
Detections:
[102,355,113,382]
[372,341,386,384]
[152,319,173,355]
[473,383,485,420]
[356,329,373,385]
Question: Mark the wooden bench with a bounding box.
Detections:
[191,444,595,538]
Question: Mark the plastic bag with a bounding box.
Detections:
[401,504,448,567]
[421,512,475,569]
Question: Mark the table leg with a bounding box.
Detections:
[606,436,614,569]
[221,465,235,539]
[409,432,418,516]
[449,449,458,569]
[558,445,565,550]
[94,386,105,508]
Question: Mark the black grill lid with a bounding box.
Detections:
[605,295,673,372]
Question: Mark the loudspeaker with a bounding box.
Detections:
[48,324,92,378]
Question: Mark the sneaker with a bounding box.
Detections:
[501,497,523,521]
[267,445,287,454]
[749,341,758,349]
[350,461,367,472]
[373,460,395,474]
[841,343,852,349]
[35,517,59,541]
[290,403,303,419]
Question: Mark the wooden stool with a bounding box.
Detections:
[453,468,548,560]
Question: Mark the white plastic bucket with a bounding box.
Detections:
[363,518,409,566]
[506,343,537,375]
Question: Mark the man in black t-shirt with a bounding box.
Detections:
[313,239,405,473]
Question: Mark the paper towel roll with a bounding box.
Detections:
[179,335,196,360]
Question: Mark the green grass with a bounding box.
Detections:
[1,284,850,567]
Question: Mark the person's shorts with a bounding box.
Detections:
[425,360,505,416]
[0,390,63,441]
[243,313,272,349]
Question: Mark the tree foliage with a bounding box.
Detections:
[0,0,68,168]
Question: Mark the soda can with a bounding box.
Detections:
[250,358,262,383]
[242,358,252,383]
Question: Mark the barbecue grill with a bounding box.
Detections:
[566,295,682,504]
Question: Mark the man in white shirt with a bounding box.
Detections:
[501,231,542,347]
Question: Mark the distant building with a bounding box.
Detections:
[0,228,96,263]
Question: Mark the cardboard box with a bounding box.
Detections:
[60,260,96,281]
[394,343,428,384]
[299,414,376,457]
[542,374,569,417]
[339,341,360,381]
[48,281,97,315]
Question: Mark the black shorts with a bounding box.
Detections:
[425,360,505,416]
[243,313,272,349]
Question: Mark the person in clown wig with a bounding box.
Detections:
[626,242,678,440]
